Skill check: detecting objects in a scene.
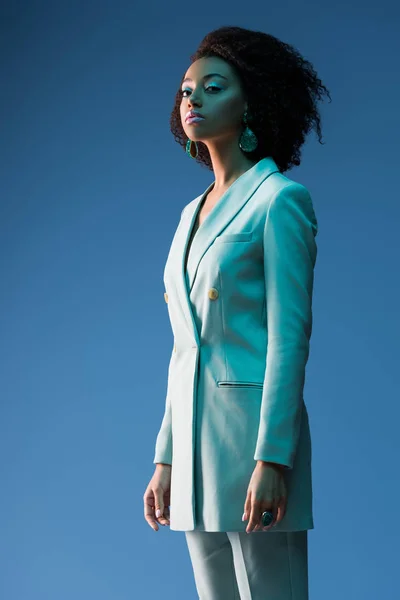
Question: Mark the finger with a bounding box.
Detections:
[262,496,278,531]
[158,506,170,526]
[254,505,266,532]
[164,505,171,524]
[265,493,286,530]
[271,496,280,528]
[158,488,171,526]
[277,492,288,523]
[246,495,257,533]
[154,489,171,528]
[155,497,165,522]
[263,475,287,530]
[242,493,252,524]
[247,498,265,533]
[273,495,284,526]
[274,478,288,525]
[280,477,288,515]
[143,489,156,526]
[144,498,160,531]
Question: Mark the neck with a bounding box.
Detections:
[204,138,259,191]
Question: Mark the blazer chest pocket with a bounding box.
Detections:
[214,232,253,243]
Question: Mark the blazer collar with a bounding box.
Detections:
[174,156,280,343]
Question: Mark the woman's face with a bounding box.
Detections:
[180,56,247,143]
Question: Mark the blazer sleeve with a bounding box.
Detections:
[153,345,175,465]
[254,182,318,469]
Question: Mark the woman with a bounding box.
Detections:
[143,25,330,599]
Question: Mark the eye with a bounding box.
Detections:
[180,85,221,98]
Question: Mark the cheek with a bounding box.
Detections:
[214,99,243,127]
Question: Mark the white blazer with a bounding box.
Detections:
[153,156,318,532]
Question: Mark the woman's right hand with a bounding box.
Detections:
[143,463,172,531]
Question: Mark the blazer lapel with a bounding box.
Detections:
[172,156,280,343]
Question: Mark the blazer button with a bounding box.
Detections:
[164,292,168,303]
[208,288,219,300]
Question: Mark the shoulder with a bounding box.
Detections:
[259,172,318,234]
[259,171,310,200]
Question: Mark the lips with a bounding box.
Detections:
[186,111,204,121]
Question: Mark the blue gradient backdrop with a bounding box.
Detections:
[1,1,399,598]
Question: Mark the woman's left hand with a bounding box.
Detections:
[243,461,288,532]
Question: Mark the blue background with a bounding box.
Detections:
[1,1,399,598]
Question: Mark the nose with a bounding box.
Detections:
[187,93,201,107]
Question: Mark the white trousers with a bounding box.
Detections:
[184,529,308,600]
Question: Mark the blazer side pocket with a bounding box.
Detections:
[217,380,263,389]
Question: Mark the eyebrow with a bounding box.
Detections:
[181,73,228,85]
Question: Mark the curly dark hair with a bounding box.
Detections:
[169,26,331,173]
